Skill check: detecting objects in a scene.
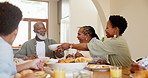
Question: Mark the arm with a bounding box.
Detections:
[16,58,45,72]
[55,43,89,54]
[61,43,89,51]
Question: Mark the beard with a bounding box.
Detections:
[36,32,47,40]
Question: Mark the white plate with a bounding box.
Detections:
[48,44,61,51]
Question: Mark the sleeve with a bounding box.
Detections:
[0,44,17,77]
[50,39,57,44]
[14,42,28,59]
[0,73,10,78]
[87,40,116,56]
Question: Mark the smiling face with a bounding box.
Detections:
[105,21,117,38]
[34,22,46,36]
[77,28,89,43]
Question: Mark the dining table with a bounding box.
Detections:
[44,67,131,78]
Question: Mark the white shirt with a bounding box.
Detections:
[36,41,45,57]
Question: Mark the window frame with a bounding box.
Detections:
[12,0,49,47]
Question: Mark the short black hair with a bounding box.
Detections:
[0,2,22,36]
[109,15,128,35]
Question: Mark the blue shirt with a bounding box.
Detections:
[0,37,17,78]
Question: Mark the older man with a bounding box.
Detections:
[15,22,64,59]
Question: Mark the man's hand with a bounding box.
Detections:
[24,54,38,60]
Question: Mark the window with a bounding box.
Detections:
[0,0,49,46]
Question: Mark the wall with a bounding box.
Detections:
[48,1,60,43]
[110,0,148,59]
[68,0,102,43]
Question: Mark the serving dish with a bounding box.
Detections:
[47,62,88,72]
[85,64,110,71]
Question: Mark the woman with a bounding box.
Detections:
[76,26,108,64]
[58,15,132,68]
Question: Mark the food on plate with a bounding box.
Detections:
[20,69,34,77]
[75,57,87,63]
[86,57,93,62]
[75,52,84,58]
[34,71,47,78]
[58,59,75,63]
[12,73,22,78]
[66,54,74,59]
[57,57,93,63]
[87,65,110,69]
[134,70,148,78]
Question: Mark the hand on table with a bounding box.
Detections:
[29,58,46,70]
[130,62,146,73]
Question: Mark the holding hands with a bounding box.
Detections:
[55,43,71,54]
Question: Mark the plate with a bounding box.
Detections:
[85,65,110,71]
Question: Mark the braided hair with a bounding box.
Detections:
[80,26,100,40]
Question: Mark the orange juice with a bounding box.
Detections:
[110,69,122,78]
[54,69,66,78]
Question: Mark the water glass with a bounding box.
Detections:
[73,70,93,78]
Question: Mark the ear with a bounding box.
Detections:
[85,34,90,38]
[114,27,120,34]
[13,27,18,35]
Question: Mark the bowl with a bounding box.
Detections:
[48,44,61,51]
[47,63,88,72]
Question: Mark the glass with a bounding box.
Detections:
[110,66,122,78]
[73,70,93,78]
[54,68,66,78]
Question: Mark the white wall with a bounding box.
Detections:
[48,1,60,43]
[68,0,102,43]
[110,0,148,59]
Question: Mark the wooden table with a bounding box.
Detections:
[93,68,131,78]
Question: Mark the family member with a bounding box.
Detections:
[57,15,132,68]
[0,2,44,78]
[76,26,108,64]
[15,22,64,59]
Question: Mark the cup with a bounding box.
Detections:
[110,66,122,78]
[54,68,66,78]
[73,70,93,78]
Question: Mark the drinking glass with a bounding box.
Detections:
[54,68,66,78]
[110,66,122,78]
[73,70,93,78]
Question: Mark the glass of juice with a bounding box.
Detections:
[110,66,122,78]
[54,68,66,78]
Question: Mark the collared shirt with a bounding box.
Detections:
[88,36,132,68]
[0,37,17,78]
[15,38,64,59]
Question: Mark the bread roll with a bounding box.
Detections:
[35,71,47,78]
[134,70,148,78]
[20,70,34,77]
